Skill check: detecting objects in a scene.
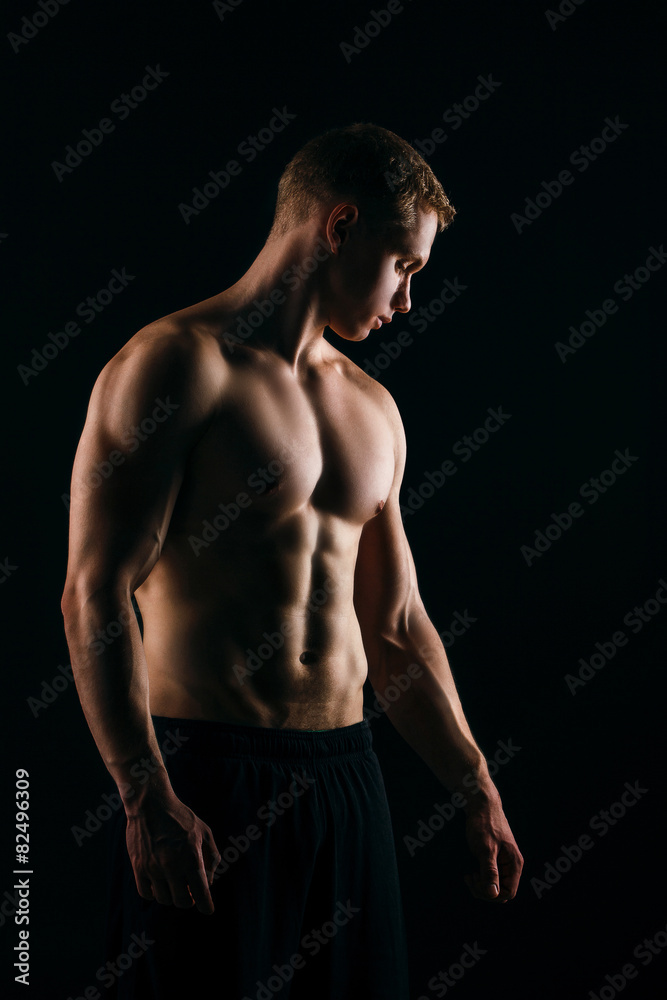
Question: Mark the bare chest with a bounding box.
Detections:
[173,363,395,529]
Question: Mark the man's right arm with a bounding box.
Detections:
[60,324,223,913]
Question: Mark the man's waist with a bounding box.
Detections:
[150,713,373,763]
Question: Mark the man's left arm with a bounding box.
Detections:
[354,398,523,902]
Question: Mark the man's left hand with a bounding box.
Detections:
[463,794,523,902]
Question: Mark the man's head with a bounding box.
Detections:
[266,123,456,342]
[269,122,455,242]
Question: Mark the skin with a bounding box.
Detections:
[61,198,523,917]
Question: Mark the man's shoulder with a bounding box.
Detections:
[112,313,222,370]
[325,343,404,428]
[93,314,226,422]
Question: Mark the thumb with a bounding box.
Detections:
[479,863,499,897]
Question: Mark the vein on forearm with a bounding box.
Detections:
[370,618,492,794]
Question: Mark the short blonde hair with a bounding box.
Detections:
[270,122,456,239]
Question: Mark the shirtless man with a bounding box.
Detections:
[61,123,523,999]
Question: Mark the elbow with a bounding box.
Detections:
[365,628,416,690]
[61,577,77,617]
[61,581,77,622]
[377,609,419,657]
[377,586,427,646]
[61,575,128,623]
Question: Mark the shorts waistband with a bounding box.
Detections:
[151,715,373,762]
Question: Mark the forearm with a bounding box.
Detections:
[370,620,499,809]
[61,585,172,810]
[62,584,219,913]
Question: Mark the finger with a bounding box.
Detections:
[208,858,222,885]
[165,876,195,910]
[497,855,523,901]
[150,877,174,906]
[465,873,487,899]
[187,866,215,915]
[474,875,498,900]
[477,860,500,899]
[202,836,222,886]
[497,878,518,900]
[135,875,155,902]
[464,871,501,902]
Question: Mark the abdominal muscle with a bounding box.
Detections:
[135,506,370,730]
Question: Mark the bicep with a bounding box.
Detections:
[354,493,421,641]
[354,398,423,648]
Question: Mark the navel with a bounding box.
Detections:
[299,650,319,665]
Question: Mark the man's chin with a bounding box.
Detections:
[328,323,372,342]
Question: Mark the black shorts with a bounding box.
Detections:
[105,716,410,999]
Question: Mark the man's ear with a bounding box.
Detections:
[326,203,359,253]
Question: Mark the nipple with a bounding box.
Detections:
[375,499,385,514]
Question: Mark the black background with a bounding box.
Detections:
[2,0,666,997]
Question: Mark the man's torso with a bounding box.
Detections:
[132,302,397,729]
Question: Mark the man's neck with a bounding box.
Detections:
[215,226,335,370]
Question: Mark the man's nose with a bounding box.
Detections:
[392,284,411,313]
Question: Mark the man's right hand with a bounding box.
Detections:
[125,788,222,915]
